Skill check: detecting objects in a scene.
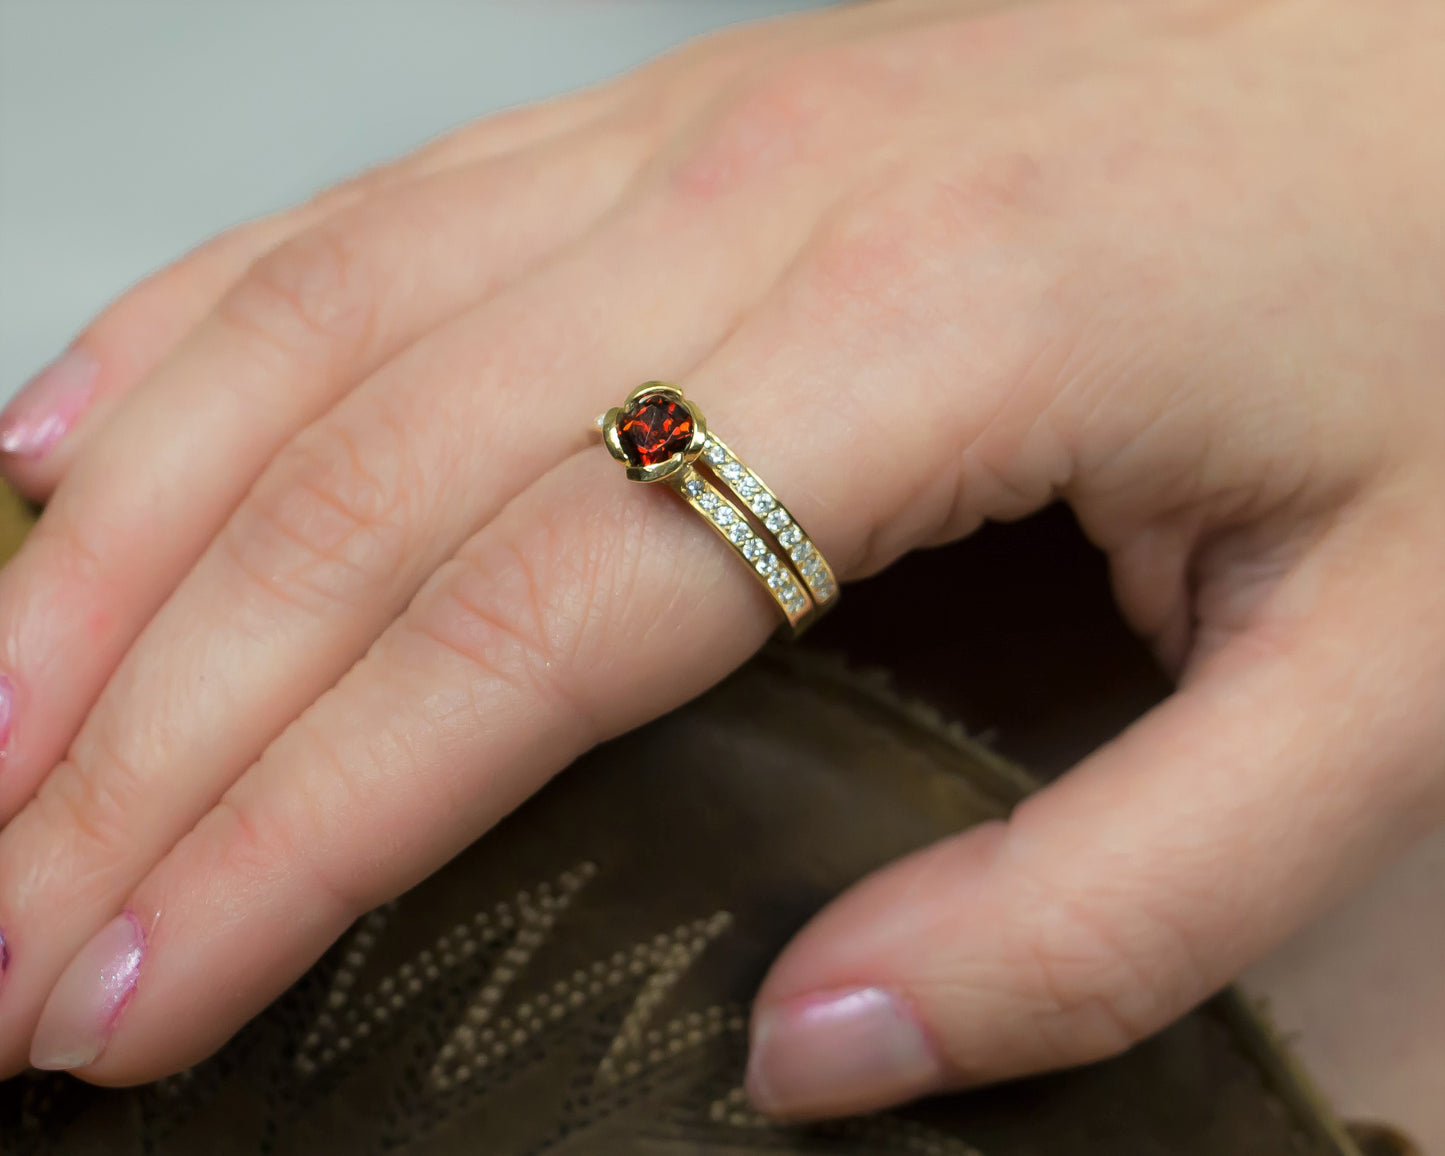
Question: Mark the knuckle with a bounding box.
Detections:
[218,219,377,360]
[210,764,372,919]
[223,419,414,613]
[33,503,123,595]
[1016,920,1150,1061]
[302,177,375,218]
[804,142,1053,308]
[936,147,1052,227]
[406,515,612,736]
[670,55,846,200]
[1005,877,1205,1063]
[802,167,992,307]
[806,187,931,309]
[27,728,148,872]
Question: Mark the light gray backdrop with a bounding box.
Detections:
[0,0,826,396]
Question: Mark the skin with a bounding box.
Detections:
[0,0,1442,1120]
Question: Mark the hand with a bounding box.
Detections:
[1,0,1442,1121]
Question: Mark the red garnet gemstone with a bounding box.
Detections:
[616,393,695,467]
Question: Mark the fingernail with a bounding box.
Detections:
[31,911,145,1070]
[746,987,943,1120]
[0,674,13,757]
[0,347,99,459]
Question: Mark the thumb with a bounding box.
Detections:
[745,497,1445,1120]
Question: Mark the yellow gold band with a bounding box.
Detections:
[598,383,839,637]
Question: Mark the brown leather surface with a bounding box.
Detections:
[800,503,1173,783]
[0,633,1355,1154]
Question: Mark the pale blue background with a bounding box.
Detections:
[0,0,827,397]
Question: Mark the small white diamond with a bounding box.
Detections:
[727,522,752,544]
[764,509,790,533]
[736,476,760,498]
[750,493,775,515]
[683,477,705,498]
[789,541,814,564]
[803,561,825,582]
[705,443,727,465]
[777,525,803,548]
[713,505,734,526]
[812,577,837,600]
[767,569,789,589]
[755,553,778,574]
[743,538,768,561]
[697,492,719,511]
[720,461,744,482]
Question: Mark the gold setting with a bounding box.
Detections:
[600,382,709,485]
[598,382,839,637]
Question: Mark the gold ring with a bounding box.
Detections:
[598,383,839,637]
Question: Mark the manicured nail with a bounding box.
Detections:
[31,912,145,1070]
[0,347,99,459]
[0,674,12,758]
[746,987,944,1120]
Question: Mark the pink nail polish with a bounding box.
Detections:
[0,347,99,459]
[746,986,944,1120]
[30,911,145,1070]
[0,674,13,758]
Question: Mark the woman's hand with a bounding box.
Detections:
[1,0,1442,1120]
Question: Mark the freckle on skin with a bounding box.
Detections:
[86,607,111,641]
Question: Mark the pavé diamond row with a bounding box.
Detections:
[700,435,840,609]
[679,469,811,628]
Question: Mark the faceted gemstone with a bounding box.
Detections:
[617,394,694,467]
